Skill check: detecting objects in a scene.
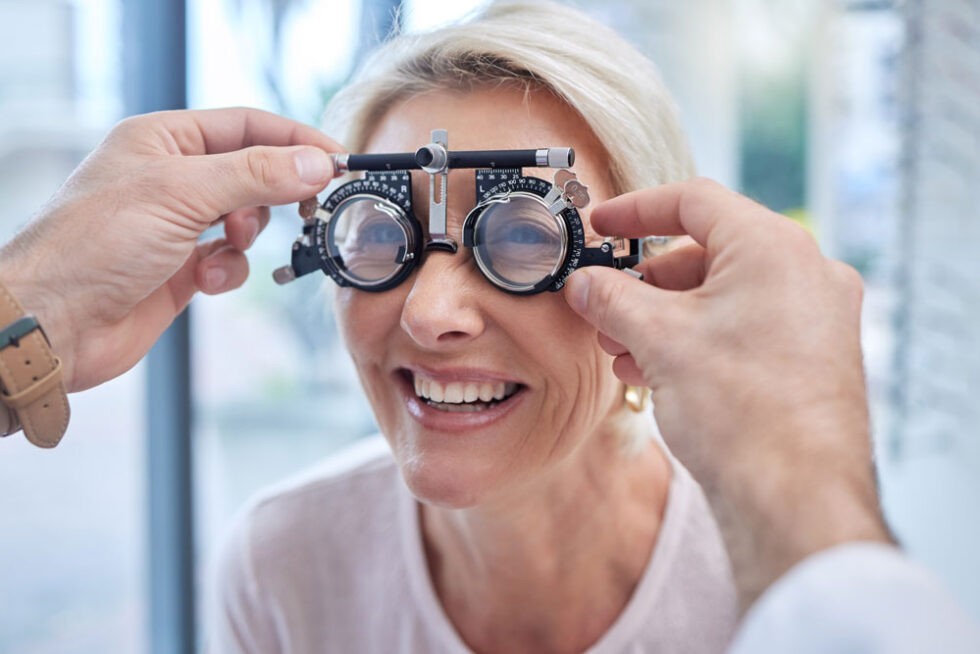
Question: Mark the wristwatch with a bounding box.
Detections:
[0,283,70,448]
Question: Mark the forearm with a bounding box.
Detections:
[704,417,894,611]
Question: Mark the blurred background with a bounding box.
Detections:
[0,0,977,652]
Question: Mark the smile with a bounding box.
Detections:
[413,374,521,412]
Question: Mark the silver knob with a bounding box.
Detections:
[272,266,297,285]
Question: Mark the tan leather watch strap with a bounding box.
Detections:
[0,283,70,448]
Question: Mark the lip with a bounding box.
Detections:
[395,366,528,433]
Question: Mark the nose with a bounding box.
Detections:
[400,250,486,350]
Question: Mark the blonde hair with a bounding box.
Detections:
[323,0,695,197]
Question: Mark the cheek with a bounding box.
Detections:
[334,289,363,354]
[523,327,622,468]
[334,287,402,364]
[568,331,621,417]
[522,296,619,414]
[556,344,623,458]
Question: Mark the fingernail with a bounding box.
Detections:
[565,270,591,314]
[205,267,227,291]
[294,148,333,185]
[244,215,260,248]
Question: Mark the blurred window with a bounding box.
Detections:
[0,1,144,652]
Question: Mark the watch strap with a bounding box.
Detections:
[0,284,70,448]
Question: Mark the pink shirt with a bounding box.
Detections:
[210,436,737,653]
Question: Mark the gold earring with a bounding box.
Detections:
[624,385,650,413]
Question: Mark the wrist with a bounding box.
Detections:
[0,254,76,391]
[0,250,73,447]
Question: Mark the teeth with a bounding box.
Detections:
[444,384,463,403]
[412,375,518,405]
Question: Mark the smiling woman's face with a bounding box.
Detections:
[335,86,626,508]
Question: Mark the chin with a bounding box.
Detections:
[397,453,496,509]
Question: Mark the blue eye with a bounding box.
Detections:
[471,195,567,290]
[501,222,552,245]
[361,220,404,245]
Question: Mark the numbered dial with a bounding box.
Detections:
[463,171,587,295]
[314,172,422,292]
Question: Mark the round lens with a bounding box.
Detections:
[325,196,413,287]
[472,194,567,293]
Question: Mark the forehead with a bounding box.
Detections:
[361,86,613,199]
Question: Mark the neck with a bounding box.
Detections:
[420,419,672,654]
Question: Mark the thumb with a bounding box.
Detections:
[564,267,672,350]
[190,145,336,215]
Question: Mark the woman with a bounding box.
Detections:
[212,3,737,652]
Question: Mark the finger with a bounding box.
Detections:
[147,107,344,156]
[195,244,249,295]
[128,239,248,362]
[224,206,270,251]
[612,354,647,387]
[636,242,707,291]
[590,178,779,251]
[597,332,629,357]
[184,144,336,215]
[165,239,232,311]
[564,266,675,352]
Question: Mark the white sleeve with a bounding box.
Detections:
[727,543,980,654]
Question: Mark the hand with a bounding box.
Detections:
[0,107,340,392]
[564,178,893,610]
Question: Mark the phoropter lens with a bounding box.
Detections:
[471,194,567,293]
[325,196,413,288]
